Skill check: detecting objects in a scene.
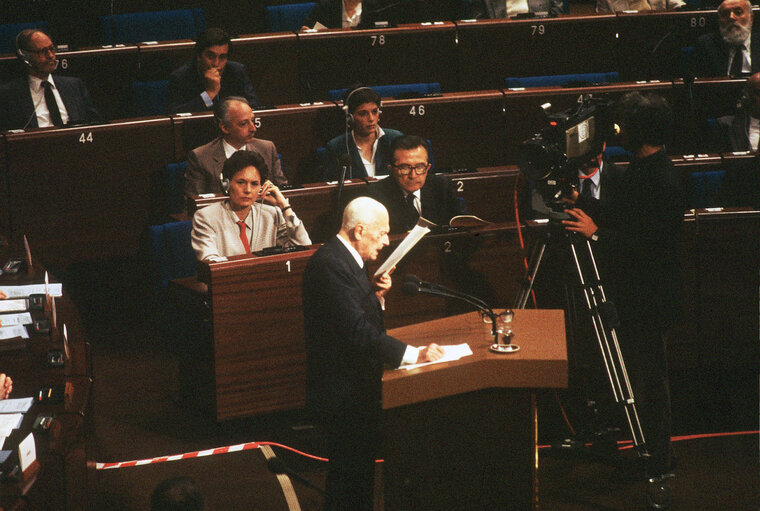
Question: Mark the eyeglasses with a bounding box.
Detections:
[28,45,56,56]
[393,163,429,176]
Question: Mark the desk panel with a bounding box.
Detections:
[614,11,718,81]
[455,16,619,92]
[1,118,174,267]
[296,23,458,101]
[379,91,510,169]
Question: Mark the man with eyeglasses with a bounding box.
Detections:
[368,135,466,233]
[0,29,100,131]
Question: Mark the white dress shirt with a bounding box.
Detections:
[353,126,386,177]
[28,74,70,127]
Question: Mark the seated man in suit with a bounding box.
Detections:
[303,196,443,510]
[469,0,563,18]
[167,28,258,114]
[712,72,760,152]
[595,0,684,13]
[573,151,626,202]
[0,29,101,131]
[695,0,759,77]
[191,150,310,262]
[184,97,287,200]
[368,135,466,233]
[302,0,370,29]
[324,85,403,181]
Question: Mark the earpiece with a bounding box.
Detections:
[221,177,230,194]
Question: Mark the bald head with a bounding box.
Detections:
[339,197,390,262]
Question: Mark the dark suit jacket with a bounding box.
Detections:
[0,74,101,131]
[368,173,467,233]
[469,0,563,17]
[184,136,287,199]
[303,236,407,415]
[576,150,685,330]
[713,110,753,153]
[167,60,258,114]
[694,31,760,78]
[324,128,403,181]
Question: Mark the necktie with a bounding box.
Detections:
[405,193,419,229]
[580,179,593,199]
[237,221,251,255]
[42,81,63,127]
[730,46,745,77]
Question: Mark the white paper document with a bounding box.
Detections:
[0,313,33,327]
[401,343,474,370]
[0,397,33,414]
[0,299,29,313]
[0,413,24,438]
[18,432,36,472]
[0,324,29,340]
[0,283,63,298]
[374,218,433,277]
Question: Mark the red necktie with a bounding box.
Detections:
[237,221,251,255]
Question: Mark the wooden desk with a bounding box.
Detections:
[181,223,525,420]
[382,310,567,510]
[454,16,619,92]
[0,118,174,268]
[295,23,459,101]
[0,266,92,511]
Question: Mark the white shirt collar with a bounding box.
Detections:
[342,0,363,28]
[28,73,55,91]
[222,138,246,159]
[336,234,364,269]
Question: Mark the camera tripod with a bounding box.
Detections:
[514,221,672,508]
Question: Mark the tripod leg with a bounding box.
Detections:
[567,237,649,457]
[514,235,548,309]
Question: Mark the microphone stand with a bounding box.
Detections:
[402,277,519,353]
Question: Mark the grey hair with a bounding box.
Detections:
[214,96,250,127]
[342,197,387,231]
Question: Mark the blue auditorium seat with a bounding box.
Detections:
[0,21,50,54]
[100,8,206,45]
[329,83,442,101]
[603,145,633,162]
[265,2,317,32]
[146,220,197,349]
[132,80,169,116]
[689,170,725,209]
[505,72,619,89]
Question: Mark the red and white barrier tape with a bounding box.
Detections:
[94,431,758,470]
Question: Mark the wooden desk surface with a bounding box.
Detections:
[382,309,567,409]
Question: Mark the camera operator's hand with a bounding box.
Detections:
[561,189,579,205]
[562,208,598,238]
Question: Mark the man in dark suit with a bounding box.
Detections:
[712,72,760,152]
[184,97,287,200]
[563,93,686,486]
[369,135,466,233]
[167,28,258,114]
[0,29,100,131]
[469,0,563,17]
[323,86,403,181]
[694,0,760,77]
[303,196,443,510]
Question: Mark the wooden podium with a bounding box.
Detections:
[382,309,567,511]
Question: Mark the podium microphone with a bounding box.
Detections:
[266,457,325,496]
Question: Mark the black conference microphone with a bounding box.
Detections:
[403,274,492,313]
[266,456,325,496]
[334,153,353,227]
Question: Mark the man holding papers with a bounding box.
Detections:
[302,196,443,510]
[369,135,466,234]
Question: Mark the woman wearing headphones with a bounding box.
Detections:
[191,150,311,262]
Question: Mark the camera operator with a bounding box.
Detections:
[561,92,686,481]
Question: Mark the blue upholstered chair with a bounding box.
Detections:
[689,170,725,209]
[0,21,50,54]
[100,9,206,45]
[505,72,619,89]
[265,2,317,32]
[329,83,442,101]
[132,80,169,116]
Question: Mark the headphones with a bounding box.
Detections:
[15,31,32,67]
[342,86,381,128]
[221,175,230,194]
